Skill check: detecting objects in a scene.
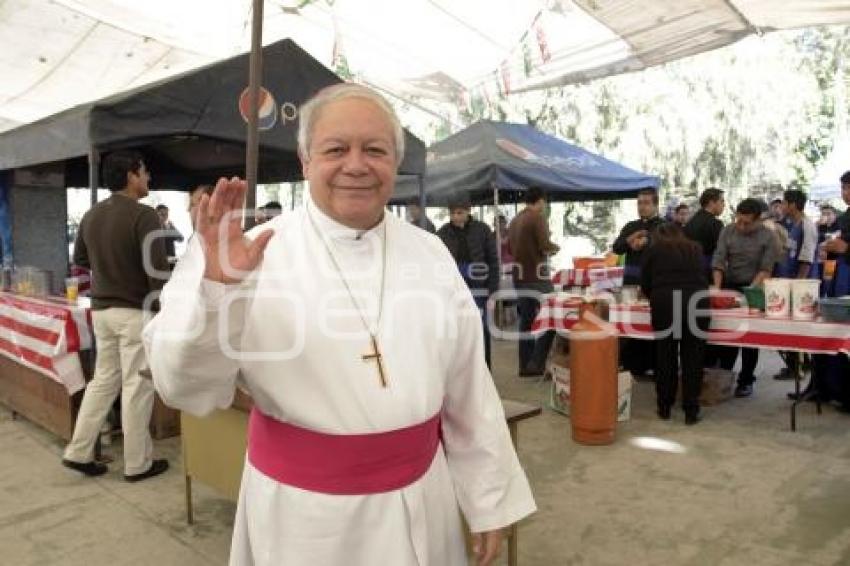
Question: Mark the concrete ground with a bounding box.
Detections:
[2,340,849,566]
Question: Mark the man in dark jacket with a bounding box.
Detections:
[684,188,726,277]
[612,189,665,285]
[612,189,664,378]
[684,188,726,368]
[155,204,184,261]
[437,197,499,368]
[407,197,436,233]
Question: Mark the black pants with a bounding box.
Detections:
[515,281,555,372]
[718,345,758,385]
[650,288,707,411]
[622,338,655,375]
[656,332,705,411]
[703,344,722,368]
[718,283,759,385]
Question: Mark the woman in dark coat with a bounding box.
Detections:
[641,223,710,424]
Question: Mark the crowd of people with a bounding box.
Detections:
[412,177,850,427]
[620,182,850,423]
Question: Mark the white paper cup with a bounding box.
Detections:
[764,278,791,318]
[791,279,820,320]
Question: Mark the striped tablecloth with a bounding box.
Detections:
[0,292,93,394]
[532,297,850,355]
[531,294,584,332]
[552,267,624,289]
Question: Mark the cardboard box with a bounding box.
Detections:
[549,368,633,422]
[698,367,735,406]
[548,364,571,415]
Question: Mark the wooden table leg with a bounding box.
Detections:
[186,474,194,525]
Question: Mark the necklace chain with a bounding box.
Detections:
[306,208,387,336]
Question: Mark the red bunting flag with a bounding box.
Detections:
[534,14,551,63]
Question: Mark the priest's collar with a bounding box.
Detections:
[306,196,387,242]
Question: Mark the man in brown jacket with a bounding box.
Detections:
[508,187,560,376]
[62,150,171,481]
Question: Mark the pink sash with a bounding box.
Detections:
[247,408,442,495]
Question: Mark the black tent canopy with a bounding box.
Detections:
[0,38,426,189]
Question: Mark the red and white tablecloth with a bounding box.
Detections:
[0,292,93,394]
[552,267,624,289]
[533,297,850,355]
[532,294,584,332]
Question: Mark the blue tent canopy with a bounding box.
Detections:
[393,120,659,205]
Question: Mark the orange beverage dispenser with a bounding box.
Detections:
[569,301,618,445]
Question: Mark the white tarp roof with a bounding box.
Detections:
[810,135,850,200]
[3,0,850,133]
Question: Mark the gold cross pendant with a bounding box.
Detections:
[362,335,388,388]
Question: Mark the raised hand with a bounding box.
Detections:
[194,177,274,284]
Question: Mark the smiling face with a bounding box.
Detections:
[301,97,398,230]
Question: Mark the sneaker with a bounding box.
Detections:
[62,459,108,477]
[124,459,169,483]
[734,384,753,398]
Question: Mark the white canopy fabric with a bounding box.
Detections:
[810,135,850,201]
[2,0,850,134]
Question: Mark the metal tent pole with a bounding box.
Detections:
[244,0,264,230]
[417,174,426,228]
[88,147,100,208]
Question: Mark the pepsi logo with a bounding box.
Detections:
[496,138,537,161]
[239,87,278,130]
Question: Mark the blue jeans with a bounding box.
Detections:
[515,281,555,372]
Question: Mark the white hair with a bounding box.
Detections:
[297,83,405,166]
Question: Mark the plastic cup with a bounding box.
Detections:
[824,259,837,280]
[764,278,791,318]
[65,277,79,302]
[791,279,820,320]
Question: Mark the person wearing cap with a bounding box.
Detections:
[816,203,841,291]
[437,197,499,368]
[818,204,840,238]
[823,172,850,296]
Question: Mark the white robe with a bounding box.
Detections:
[143,199,536,565]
